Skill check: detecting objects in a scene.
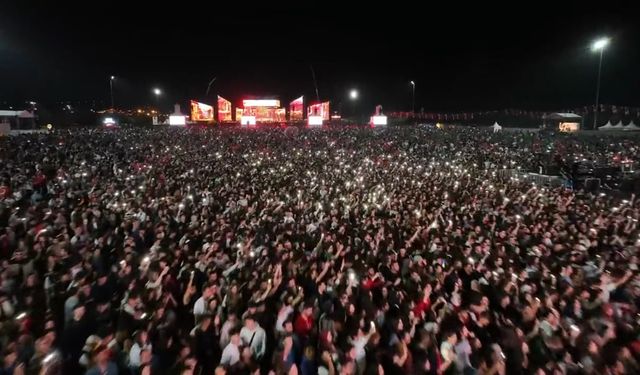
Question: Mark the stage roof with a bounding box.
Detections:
[543,113,582,120]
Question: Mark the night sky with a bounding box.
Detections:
[1,2,638,113]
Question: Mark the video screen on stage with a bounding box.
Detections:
[217,96,232,122]
[307,101,330,121]
[289,96,303,121]
[308,103,320,117]
[321,101,330,120]
[190,100,214,122]
[235,108,243,121]
[243,107,280,122]
[239,99,283,122]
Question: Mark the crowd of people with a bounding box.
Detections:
[1,125,640,375]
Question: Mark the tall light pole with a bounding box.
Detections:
[410,81,415,115]
[592,37,609,130]
[350,89,358,123]
[153,88,162,111]
[109,76,115,110]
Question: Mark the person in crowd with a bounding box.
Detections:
[220,328,242,368]
[240,315,267,363]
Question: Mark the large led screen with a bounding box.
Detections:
[217,96,232,122]
[190,100,214,122]
[289,96,303,121]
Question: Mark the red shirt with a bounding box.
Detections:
[412,297,431,316]
[362,277,383,290]
[294,314,314,337]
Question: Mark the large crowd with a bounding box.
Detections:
[1,125,640,375]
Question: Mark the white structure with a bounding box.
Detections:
[240,116,257,126]
[492,122,502,133]
[598,120,640,131]
[370,105,387,126]
[0,110,36,130]
[169,116,186,126]
[370,115,387,126]
[308,116,323,126]
[598,121,614,130]
[169,104,187,126]
[624,121,640,131]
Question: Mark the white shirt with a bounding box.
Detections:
[240,325,266,359]
[276,306,293,333]
[440,341,454,362]
[219,320,235,348]
[129,342,152,368]
[602,282,616,304]
[220,343,240,366]
[193,296,206,317]
[352,336,368,375]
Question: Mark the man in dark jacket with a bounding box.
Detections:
[61,303,92,374]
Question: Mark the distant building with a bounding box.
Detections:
[0,110,37,132]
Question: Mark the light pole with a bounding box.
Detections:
[592,37,609,130]
[153,88,162,112]
[410,80,415,116]
[109,76,115,110]
[349,89,358,123]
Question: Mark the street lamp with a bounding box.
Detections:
[153,88,162,112]
[109,76,115,110]
[410,81,415,115]
[349,89,358,122]
[591,37,609,130]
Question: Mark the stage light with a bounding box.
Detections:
[103,117,116,126]
[350,89,358,99]
[153,88,162,96]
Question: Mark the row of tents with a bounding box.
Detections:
[598,120,640,131]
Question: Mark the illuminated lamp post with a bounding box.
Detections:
[153,88,162,112]
[410,80,415,116]
[350,89,358,123]
[591,37,609,130]
[109,75,115,110]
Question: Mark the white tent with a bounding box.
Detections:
[624,121,640,131]
[612,120,624,129]
[598,121,614,130]
[492,122,502,133]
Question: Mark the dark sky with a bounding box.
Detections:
[1,1,638,112]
